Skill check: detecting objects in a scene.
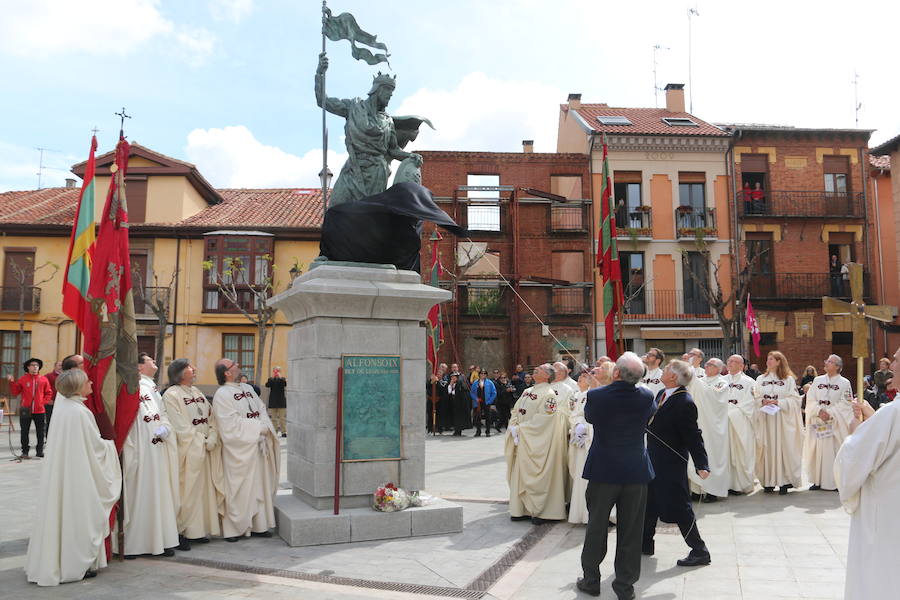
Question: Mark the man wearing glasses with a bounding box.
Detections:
[686,348,706,381]
[211,358,280,542]
[640,348,665,398]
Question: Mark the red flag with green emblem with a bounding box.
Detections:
[596,134,623,359]
[426,231,444,375]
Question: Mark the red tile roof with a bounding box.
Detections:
[869,154,891,170]
[0,187,324,230]
[566,104,729,137]
[180,188,323,229]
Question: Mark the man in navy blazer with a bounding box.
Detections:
[643,359,711,568]
[577,352,656,599]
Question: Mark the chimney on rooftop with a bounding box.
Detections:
[65,178,77,188]
[664,83,685,113]
[522,140,534,153]
[567,93,581,110]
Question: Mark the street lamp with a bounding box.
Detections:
[319,167,333,216]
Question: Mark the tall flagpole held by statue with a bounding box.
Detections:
[320,1,329,216]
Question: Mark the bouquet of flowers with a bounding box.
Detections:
[373,482,410,512]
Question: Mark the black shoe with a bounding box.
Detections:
[727,489,744,496]
[642,540,655,556]
[281,433,287,438]
[474,431,481,437]
[21,449,28,457]
[124,555,138,560]
[225,536,241,542]
[250,530,273,538]
[495,427,502,433]
[83,570,97,579]
[677,551,711,567]
[177,535,191,551]
[763,486,775,493]
[161,548,175,557]
[485,432,490,437]
[576,577,602,596]
[700,494,719,503]
[510,515,531,521]
[35,451,44,458]
[531,516,556,525]
[809,484,821,491]
[690,492,701,501]
[187,537,210,544]
[778,484,791,495]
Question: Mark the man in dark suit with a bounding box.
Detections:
[643,359,712,567]
[577,352,656,599]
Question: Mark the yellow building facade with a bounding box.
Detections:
[1,144,322,397]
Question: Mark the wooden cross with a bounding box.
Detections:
[822,262,894,400]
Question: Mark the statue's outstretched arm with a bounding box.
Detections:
[315,52,349,117]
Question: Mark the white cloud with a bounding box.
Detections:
[185,125,347,189]
[209,0,254,23]
[394,72,565,153]
[0,0,215,65]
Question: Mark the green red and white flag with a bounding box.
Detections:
[62,135,97,333]
[425,230,444,376]
[83,137,140,451]
[596,134,623,359]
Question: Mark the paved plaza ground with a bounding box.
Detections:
[0,428,849,599]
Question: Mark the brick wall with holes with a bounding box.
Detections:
[419,150,595,372]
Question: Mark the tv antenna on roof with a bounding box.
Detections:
[687,6,700,114]
[852,71,862,127]
[35,146,62,190]
[653,44,670,108]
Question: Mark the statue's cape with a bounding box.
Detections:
[392,115,434,149]
[319,182,466,272]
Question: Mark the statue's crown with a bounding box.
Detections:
[373,71,397,87]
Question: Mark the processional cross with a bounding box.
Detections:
[822,262,895,400]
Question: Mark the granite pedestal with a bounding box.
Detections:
[267,263,462,546]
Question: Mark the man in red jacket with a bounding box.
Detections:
[7,357,53,457]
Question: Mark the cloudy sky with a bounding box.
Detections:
[1,0,897,192]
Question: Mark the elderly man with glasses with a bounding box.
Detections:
[211,358,280,542]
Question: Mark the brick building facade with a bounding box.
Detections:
[419,148,593,373]
[724,125,878,384]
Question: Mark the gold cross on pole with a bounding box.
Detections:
[822,262,894,400]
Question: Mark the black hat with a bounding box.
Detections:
[23,357,43,371]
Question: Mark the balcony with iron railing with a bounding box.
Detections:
[674,206,717,239]
[461,286,507,317]
[748,272,872,301]
[623,288,714,321]
[550,285,592,315]
[737,190,864,218]
[0,287,41,313]
[615,207,653,239]
[549,202,588,233]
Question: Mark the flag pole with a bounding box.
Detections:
[320,1,329,216]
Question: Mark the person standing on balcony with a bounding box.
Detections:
[7,358,52,458]
[640,348,665,398]
[741,181,753,214]
[750,182,765,213]
[803,355,853,491]
[829,255,842,297]
[752,351,803,495]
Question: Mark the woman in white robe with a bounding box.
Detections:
[25,369,121,586]
[752,351,803,494]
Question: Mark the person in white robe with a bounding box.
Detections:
[506,363,569,523]
[25,369,121,586]
[117,353,180,558]
[551,361,576,416]
[723,355,757,494]
[834,350,900,600]
[803,354,853,491]
[687,347,706,381]
[212,358,280,541]
[568,363,614,524]
[162,359,225,549]
[752,351,803,494]
[686,358,731,501]
[639,348,666,398]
